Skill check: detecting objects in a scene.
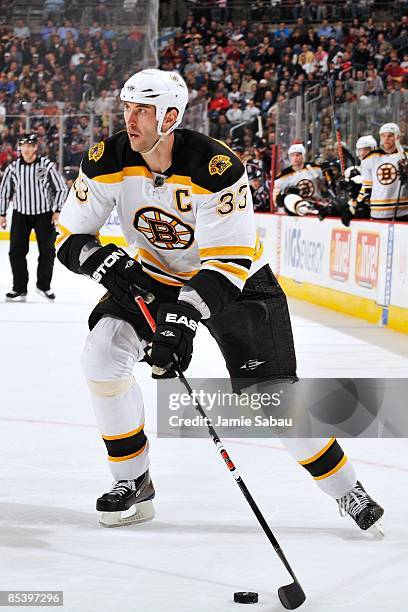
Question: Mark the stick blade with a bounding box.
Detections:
[278,581,306,610]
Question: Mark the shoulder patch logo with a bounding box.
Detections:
[88,141,105,162]
[209,154,232,176]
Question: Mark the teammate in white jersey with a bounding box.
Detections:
[273,143,331,212]
[57,69,383,531]
[356,123,408,220]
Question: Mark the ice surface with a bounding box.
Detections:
[1,243,407,611]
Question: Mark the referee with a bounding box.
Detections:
[0,133,67,301]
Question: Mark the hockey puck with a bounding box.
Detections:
[234,592,259,604]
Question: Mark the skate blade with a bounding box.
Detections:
[35,288,54,301]
[368,519,385,537]
[5,296,26,302]
[99,500,155,528]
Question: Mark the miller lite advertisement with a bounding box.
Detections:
[355,231,380,289]
[330,229,351,282]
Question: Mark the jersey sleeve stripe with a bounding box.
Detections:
[199,245,255,258]
[370,198,408,204]
[142,268,183,286]
[203,260,250,282]
[201,257,252,270]
[140,259,198,283]
[137,247,200,276]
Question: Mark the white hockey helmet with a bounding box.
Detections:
[288,143,306,156]
[120,69,189,136]
[356,135,377,153]
[379,122,401,136]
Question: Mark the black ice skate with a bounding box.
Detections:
[96,470,155,527]
[36,287,55,301]
[337,481,384,535]
[5,290,27,302]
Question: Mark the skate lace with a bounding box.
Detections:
[110,480,134,497]
[337,485,370,518]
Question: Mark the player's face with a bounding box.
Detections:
[123,102,158,152]
[289,152,304,168]
[20,143,37,162]
[357,147,372,161]
[380,132,396,153]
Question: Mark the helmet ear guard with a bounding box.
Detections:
[120,69,189,136]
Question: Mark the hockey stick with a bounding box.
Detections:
[328,80,346,176]
[135,295,306,610]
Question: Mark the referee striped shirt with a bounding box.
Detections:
[0,156,67,216]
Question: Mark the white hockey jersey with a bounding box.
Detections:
[274,164,328,201]
[57,129,264,294]
[358,148,408,219]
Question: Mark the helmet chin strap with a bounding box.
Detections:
[139,133,167,155]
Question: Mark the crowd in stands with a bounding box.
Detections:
[0,1,407,198]
[162,10,407,202]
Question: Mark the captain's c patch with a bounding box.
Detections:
[88,141,105,162]
[209,155,232,176]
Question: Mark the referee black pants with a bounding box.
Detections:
[9,210,56,293]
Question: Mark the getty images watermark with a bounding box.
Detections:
[157,378,408,439]
[167,389,292,430]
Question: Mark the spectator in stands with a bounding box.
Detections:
[13,19,30,40]
[318,19,334,39]
[208,90,230,114]
[242,99,260,122]
[210,113,230,140]
[226,100,243,125]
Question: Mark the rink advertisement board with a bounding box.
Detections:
[256,214,408,333]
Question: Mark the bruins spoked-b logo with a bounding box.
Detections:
[134,207,194,250]
[377,163,397,185]
[88,141,105,162]
[297,178,314,198]
[209,155,232,176]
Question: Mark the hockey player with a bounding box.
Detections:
[356,135,377,162]
[56,69,383,532]
[333,135,378,224]
[356,123,408,221]
[249,169,270,212]
[273,143,331,210]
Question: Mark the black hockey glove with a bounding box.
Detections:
[81,243,155,311]
[149,302,201,378]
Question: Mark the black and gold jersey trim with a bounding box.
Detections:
[81,129,245,194]
[299,438,347,480]
[275,166,296,180]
